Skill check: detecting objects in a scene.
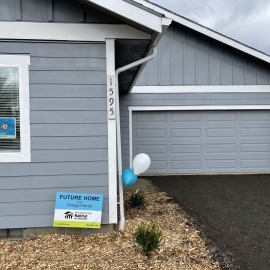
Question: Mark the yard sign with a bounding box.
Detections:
[53,192,104,229]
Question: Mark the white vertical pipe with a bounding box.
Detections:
[115,74,125,230]
[116,47,157,230]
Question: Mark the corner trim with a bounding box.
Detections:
[106,39,117,224]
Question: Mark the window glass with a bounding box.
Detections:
[0,67,20,152]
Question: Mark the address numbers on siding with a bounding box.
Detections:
[107,75,116,120]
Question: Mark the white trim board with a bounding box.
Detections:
[128,105,270,167]
[0,22,151,41]
[131,85,270,93]
[85,0,162,33]
[106,39,117,224]
[0,55,30,65]
[133,0,270,64]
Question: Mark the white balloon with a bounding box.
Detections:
[133,153,151,175]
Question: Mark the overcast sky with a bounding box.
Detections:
[151,0,270,55]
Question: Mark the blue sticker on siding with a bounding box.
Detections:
[0,118,16,138]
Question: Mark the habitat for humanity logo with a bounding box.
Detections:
[64,211,74,219]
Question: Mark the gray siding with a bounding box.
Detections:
[136,22,270,86]
[120,93,270,170]
[0,41,109,229]
[0,0,122,23]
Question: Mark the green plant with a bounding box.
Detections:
[133,221,162,255]
[129,189,145,208]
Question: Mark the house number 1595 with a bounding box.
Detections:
[108,76,115,120]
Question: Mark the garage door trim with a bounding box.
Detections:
[128,105,270,168]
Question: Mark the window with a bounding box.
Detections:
[0,55,30,162]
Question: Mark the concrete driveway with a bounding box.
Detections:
[142,174,270,270]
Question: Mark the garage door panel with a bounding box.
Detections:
[206,128,237,138]
[171,144,202,154]
[136,112,167,123]
[136,129,167,139]
[240,111,270,122]
[206,159,237,169]
[241,143,270,153]
[148,160,167,172]
[241,159,270,169]
[206,144,237,154]
[170,112,202,122]
[132,110,270,174]
[171,128,202,138]
[134,139,170,145]
[239,153,270,160]
[136,145,167,155]
[171,160,202,170]
[241,127,270,137]
[206,112,237,122]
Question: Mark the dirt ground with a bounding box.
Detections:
[142,174,270,270]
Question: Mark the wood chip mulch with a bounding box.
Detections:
[0,191,221,270]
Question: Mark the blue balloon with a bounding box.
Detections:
[122,168,138,186]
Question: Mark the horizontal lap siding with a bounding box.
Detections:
[136,22,270,86]
[120,93,270,170]
[0,41,109,228]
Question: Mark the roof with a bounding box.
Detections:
[83,0,164,33]
[132,0,270,64]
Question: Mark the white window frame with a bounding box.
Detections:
[0,55,31,162]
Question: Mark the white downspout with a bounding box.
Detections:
[115,47,157,230]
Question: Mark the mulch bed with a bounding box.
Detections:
[0,191,221,269]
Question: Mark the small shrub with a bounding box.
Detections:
[133,221,162,255]
[129,189,145,208]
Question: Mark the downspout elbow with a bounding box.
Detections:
[116,47,157,77]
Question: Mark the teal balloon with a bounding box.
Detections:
[122,168,138,186]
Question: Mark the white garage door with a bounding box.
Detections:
[132,110,270,174]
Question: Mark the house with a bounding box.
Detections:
[120,1,270,175]
[0,0,270,237]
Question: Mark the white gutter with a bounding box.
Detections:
[115,47,157,230]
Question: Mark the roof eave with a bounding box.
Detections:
[84,0,163,33]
